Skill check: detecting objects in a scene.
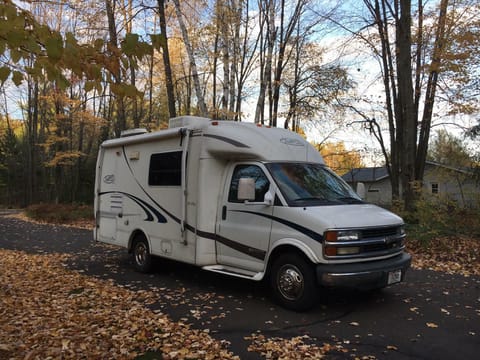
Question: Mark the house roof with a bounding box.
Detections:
[342,167,389,183]
[342,161,474,183]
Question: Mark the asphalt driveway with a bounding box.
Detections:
[1,212,479,359]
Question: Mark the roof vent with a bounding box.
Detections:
[120,128,148,138]
[169,116,211,129]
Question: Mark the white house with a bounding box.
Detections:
[342,161,480,208]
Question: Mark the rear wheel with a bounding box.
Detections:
[270,253,319,311]
[132,234,152,273]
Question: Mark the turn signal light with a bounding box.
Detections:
[324,246,337,256]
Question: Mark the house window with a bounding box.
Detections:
[148,151,182,186]
[431,183,439,194]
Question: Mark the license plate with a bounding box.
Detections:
[388,269,402,285]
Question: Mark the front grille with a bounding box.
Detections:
[324,225,405,259]
[362,226,399,239]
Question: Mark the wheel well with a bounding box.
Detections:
[128,230,147,253]
[266,245,311,276]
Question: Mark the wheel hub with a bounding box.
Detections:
[278,265,304,300]
[135,243,147,265]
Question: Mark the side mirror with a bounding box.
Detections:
[263,191,274,206]
[356,182,366,199]
[238,177,256,201]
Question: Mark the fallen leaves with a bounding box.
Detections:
[408,235,480,276]
[246,333,347,359]
[426,322,439,328]
[0,249,238,359]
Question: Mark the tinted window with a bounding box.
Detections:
[228,165,270,203]
[148,151,182,186]
[267,162,362,206]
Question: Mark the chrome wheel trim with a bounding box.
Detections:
[135,242,147,266]
[277,264,304,301]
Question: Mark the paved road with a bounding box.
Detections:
[1,213,479,359]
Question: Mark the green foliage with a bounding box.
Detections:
[400,195,480,246]
[0,121,24,205]
[428,130,473,167]
[0,0,152,93]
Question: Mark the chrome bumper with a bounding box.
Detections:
[316,252,412,290]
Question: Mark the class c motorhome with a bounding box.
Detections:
[94,116,411,311]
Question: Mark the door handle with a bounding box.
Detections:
[222,206,227,220]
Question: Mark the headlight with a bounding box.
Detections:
[324,230,361,242]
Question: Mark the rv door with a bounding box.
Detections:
[216,163,274,272]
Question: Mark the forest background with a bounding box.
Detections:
[0,0,479,211]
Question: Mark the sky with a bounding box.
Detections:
[3,0,478,167]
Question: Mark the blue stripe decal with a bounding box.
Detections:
[122,147,181,224]
[100,191,167,222]
[109,149,318,259]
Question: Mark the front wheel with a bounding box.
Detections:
[270,253,320,311]
[132,234,152,273]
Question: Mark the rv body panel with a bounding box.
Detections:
[94,116,411,311]
[96,129,198,264]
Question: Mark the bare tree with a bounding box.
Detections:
[105,0,127,135]
[270,0,307,127]
[343,0,457,210]
[254,0,275,124]
[171,0,208,116]
[157,0,177,118]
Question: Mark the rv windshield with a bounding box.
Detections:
[266,162,363,206]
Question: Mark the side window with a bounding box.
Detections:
[228,165,270,203]
[149,151,182,186]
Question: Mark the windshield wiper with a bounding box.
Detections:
[292,196,338,204]
[337,196,364,204]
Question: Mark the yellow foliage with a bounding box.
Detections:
[315,141,364,175]
[45,151,84,167]
[0,118,24,137]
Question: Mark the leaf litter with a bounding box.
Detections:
[3,214,480,359]
[0,249,238,360]
[408,235,480,276]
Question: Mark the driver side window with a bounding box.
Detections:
[228,165,270,203]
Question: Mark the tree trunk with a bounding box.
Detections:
[254,0,274,125]
[396,0,416,211]
[157,0,177,119]
[172,0,208,116]
[271,0,304,127]
[105,0,127,135]
[416,0,449,180]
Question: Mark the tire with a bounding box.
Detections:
[132,234,152,273]
[270,253,319,311]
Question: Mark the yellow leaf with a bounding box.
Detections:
[426,322,438,328]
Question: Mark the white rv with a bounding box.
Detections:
[94,116,411,311]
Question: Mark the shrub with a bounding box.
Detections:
[400,194,480,246]
[25,203,93,224]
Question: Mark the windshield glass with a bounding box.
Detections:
[266,162,363,206]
